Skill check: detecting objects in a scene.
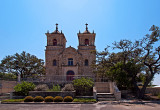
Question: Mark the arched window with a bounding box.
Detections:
[68,58,73,66]
[53,39,57,46]
[53,60,56,66]
[85,59,88,66]
[85,39,89,46]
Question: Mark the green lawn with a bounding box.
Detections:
[73,98,97,103]
[1,99,24,103]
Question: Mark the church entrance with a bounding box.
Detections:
[66,70,75,81]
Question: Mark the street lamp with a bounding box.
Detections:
[15,61,20,82]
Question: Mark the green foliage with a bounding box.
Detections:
[108,62,130,89]
[63,96,73,102]
[61,84,74,91]
[49,84,61,91]
[73,98,96,103]
[0,72,17,80]
[44,96,54,102]
[34,84,49,91]
[108,61,143,89]
[1,99,24,103]
[34,96,44,102]
[54,96,63,102]
[0,51,45,78]
[73,77,94,96]
[92,25,160,99]
[24,96,34,102]
[14,81,35,96]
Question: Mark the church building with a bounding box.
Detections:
[45,24,96,81]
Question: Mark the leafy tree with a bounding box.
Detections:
[92,25,160,99]
[0,51,45,78]
[91,48,110,81]
[135,25,160,98]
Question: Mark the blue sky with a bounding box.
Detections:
[0,0,160,85]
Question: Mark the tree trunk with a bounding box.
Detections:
[137,74,154,99]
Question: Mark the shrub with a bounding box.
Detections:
[73,77,94,96]
[34,96,44,102]
[14,81,35,96]
[63,96,73,102]
[34,84,49,91]
[62,84,74,91]
[44,96,54,102]
[54,96,63,102]
[24,96,34,102]
[50,84,61,91]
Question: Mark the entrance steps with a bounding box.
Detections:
[93,82,121,101]
[97,93,115,101]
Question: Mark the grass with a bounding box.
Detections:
[73,98,97,103]
[1,99,24,103]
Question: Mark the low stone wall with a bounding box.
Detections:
[146,87,160,95]
[29,91,76,98]
[94,82,110,93]
[0,80,17,94]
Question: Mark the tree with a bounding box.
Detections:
[0,51,45,78]
[136,25,160,98]
[112,25,160,98]
[92,25,160,99]
[91,48,111,81]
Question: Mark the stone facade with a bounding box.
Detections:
[45,24,96,81]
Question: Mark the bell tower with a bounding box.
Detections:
[78,23,96,50]
[45,23,66,49]
[77,23,96,76]
[45,24,66,76]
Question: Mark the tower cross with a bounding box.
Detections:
[85,23,88,31]
[56,23,58,32]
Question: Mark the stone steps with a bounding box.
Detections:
[97,93,115,101]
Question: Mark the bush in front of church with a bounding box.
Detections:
[63,96,73,102]
[34,96,44,102]
[24,96,34,102]
[44,96,54,102]
[61,84,74,91]
[14,81,35,96]
[34,84,49,91]
[73,77,94,96]
[54,96,63,102]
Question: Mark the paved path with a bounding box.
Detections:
[0,102,160,110]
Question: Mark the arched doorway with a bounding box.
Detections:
[66,70,75,81]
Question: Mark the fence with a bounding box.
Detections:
[21,75,109,83]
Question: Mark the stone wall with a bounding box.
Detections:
[145,87,160,95]
[94,82,110,93]
[0,80,17,94]
[29,91,76,98]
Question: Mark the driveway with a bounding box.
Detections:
[0,102,160,110]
